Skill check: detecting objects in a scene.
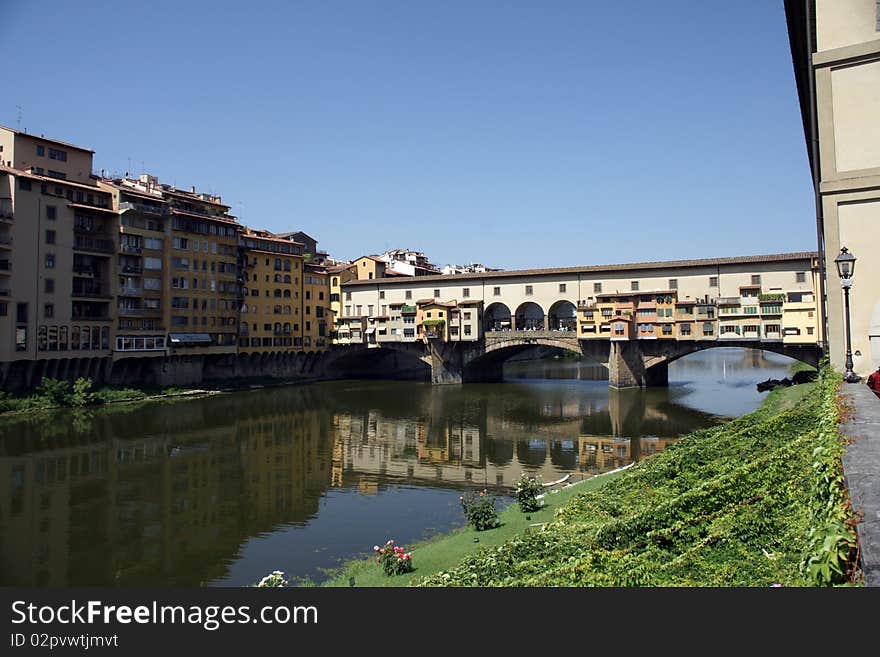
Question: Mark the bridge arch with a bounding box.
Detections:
[548,300,577,332]
[324,344,432,381]
[515,302,545,331]
[484,302,512,333]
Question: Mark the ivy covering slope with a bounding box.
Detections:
[419,367,859,587]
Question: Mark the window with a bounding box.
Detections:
[45,253,55,269]
[594,282,602,293]
[796,272,806,283]
[368,305,373,316]
[405,290,412,300]
[45,229,55,244]
[44,303,54,318]
[0,302,5,316]
[36,145,45,156]
[48,148,67,161]
[559,283,566,293]
[431,289,440,298]
[462,288,470,298]
[46,205,56,220]
[44,278,54,293]
[379,291,385,299]
[807,327,814,335]
[144,257,162,270]
[709,276,718,287]
[464,325,472,336]
[493,286,500,296]
[680,323,691,335]
[668,279,678,290]
[525,285,533,295]
[630,281,639,291]
[751,275,761,285]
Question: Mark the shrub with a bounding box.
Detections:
[252,570,288,587]
[373,540,413,576]
[70,377,96,407]
[460,489,500,531]
[515,473,544,512]
[36,378,71,405]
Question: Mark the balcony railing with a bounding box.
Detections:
[118,307,146,316]
[74,237,115,253]
[119,286,143,296]
[717,297,741,305]
[73,289,111,299]
[121,244,143,254]
[120,265,143,274]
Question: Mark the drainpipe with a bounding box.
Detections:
[804,0,828,353]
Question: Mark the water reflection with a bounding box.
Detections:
[0,348,799,586]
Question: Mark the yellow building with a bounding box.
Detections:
[238,229,304,352]
[416,300,454,341]
[165,186,240,354]
[303,263,332,351]
[328,263,356,342]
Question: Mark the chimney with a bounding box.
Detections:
[191,186,196,193]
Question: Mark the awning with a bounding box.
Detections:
[168,333,212,345]
[365,328,376,334]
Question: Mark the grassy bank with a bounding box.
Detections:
[0,375,315,416]
[413,367,858,586]
[321,469,628,587]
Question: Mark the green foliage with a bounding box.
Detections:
[515,473,544,513]
[758,293,785,302]
[70,377,96,407]
[36,377,72,405]
[419,366,859,587]
[374,540,414,576]
[460,489,500,531]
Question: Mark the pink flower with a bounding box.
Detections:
[373,545,379,551]
[379,549,385,554]
[388,540,394,544]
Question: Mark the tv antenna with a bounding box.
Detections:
[16,105,22,131]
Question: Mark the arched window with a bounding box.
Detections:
[283,289,291,298]
[283,260,291,271]
[332,277,338,287]
[284,274,291,284]
[284,305,291,314]
[274,289,282,298]
[274,322,281,333]
[274,305,282,314]
[241,303,248,313]
[274,273,282,283]
[283,322,291,333]
[240,321,249,333]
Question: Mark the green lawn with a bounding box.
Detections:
[321,469,626,587]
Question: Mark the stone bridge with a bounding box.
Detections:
[324,331,822,388]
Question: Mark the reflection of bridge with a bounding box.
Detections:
[334,251,823,387]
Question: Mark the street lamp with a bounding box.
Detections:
[834,247,860,383]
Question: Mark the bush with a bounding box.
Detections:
[460,489,500,531]
[515,473,544,512]
[373,540,413,576]
[70,378,96,407]
[36,378,72,405]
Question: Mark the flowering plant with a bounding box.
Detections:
[373,540,413,576]
[460,489,500,531]
[253,570,288,587]
[515,473,544,512]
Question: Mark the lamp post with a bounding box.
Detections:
[834,247,860,383]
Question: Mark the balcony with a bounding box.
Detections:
[717,297,741,306]
[72,289,111,299]
[119,201,168,216]
[118,307,146,316]
[120,265,143,274]
[119,286,143,296]
[401,305,417,314]
[0,236,11,249]
[121,244,143,254]
[0,260,10,272]
[74,237,115,253]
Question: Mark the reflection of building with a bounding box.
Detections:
[577,435,675,473]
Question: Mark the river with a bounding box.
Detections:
[0,347,800,586]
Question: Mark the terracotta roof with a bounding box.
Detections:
[383,270,412,277]
[354,255,385,263]
[0,165,109,193]
[99,180,167,203]
[0,125,95,153]
[162,187,230,209]
[343,252,818,288]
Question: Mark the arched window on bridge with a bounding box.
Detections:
[515,302,544,331]
[484,302,512,332]
[548,300,577,332]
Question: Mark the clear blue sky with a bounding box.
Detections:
[2,0,815,269]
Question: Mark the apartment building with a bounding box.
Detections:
[328,262,356,340]
[303,263,332,351]
[0,126,116,366]
[238,229,304,352]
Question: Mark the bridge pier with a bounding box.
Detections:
[428,341,464,384]
[607,341,668,389]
